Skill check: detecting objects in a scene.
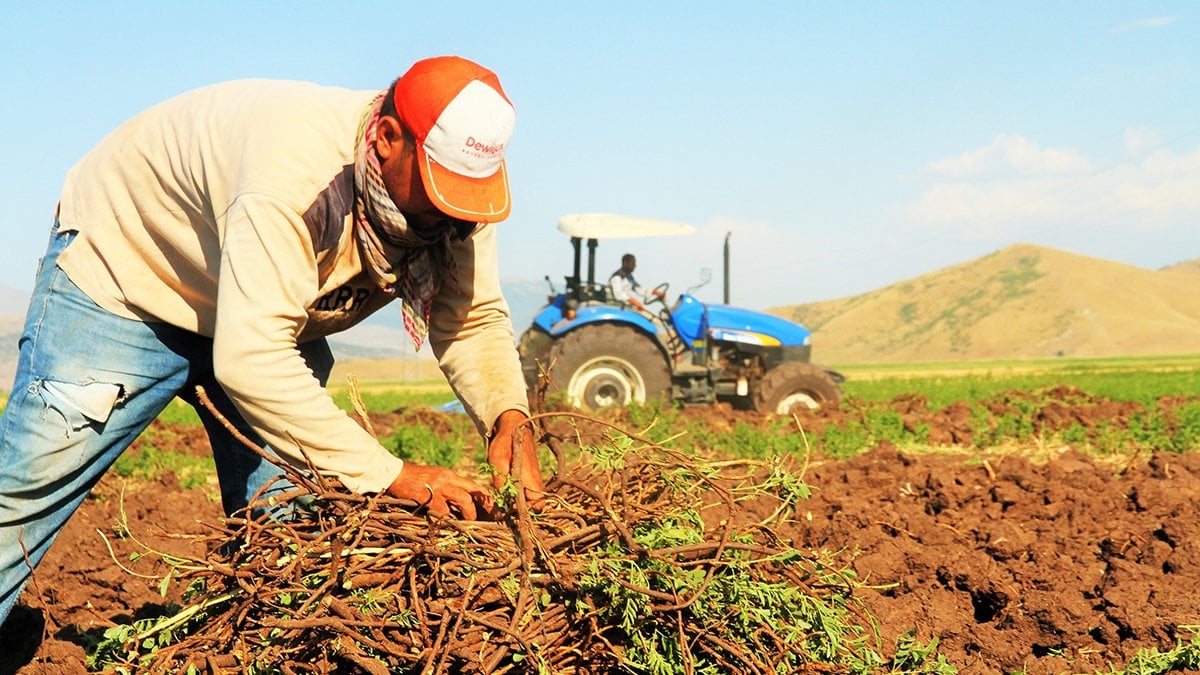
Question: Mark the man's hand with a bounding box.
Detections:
[386,462,493,520]
[488,410,547,509]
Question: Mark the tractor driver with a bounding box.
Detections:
[609,253,665,312]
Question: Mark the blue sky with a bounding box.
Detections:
[1,2,1197,311]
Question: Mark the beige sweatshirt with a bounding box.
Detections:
[55,79,528,494]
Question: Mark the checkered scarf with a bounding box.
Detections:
[353,95,460,350]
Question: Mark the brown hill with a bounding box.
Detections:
[1162,257,1200,277]
[770,243,1200,365]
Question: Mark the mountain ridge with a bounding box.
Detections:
[769,243,1200,364]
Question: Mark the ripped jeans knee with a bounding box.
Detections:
[0,378,125,489]
[34,378,125,435]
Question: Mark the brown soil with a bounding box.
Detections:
[3,393,1200,674]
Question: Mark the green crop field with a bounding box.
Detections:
[2,355,1197,476]
[839,353,1200,406]
[316,354,1200,470]
[3,354,1198,426]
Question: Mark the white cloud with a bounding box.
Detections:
[908,141,1200,237]
[1124,127,1161,155]
[908,178,1079,237]
[925,134,1090,178]
[1113,146,1200,227]
[1115,16,1177,32]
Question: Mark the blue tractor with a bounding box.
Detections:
[517,214,844,413]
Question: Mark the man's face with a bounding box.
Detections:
[623,257,637,273]
[375,115,462,239]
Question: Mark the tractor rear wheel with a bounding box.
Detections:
[546,324,671,412]
[752,362,842,414]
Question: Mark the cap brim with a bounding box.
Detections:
[417,148,511,223]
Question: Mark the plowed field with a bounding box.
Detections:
[3,391,1199,674]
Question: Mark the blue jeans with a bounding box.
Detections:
[0,223,332,626]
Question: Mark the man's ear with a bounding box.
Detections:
[375,116,404,160]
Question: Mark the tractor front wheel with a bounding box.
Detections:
[546,324,671,412]
[752,362,842,415]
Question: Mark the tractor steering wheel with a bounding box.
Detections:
[649,282,670,305]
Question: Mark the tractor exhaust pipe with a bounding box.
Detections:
[723,232,731,305]
[587,238,598,288]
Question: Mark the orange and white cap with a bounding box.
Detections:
[394,56,515,223]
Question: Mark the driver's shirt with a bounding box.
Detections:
[609,269,645,305]
[53,79,527,494]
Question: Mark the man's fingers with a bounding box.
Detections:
[425,487,480,520]
[439,476,489,520]
[390,463,493,521]
[431,501,450,517]
[490,468,546,511]
[473,490,498,520]
[523,485,547,511]
[446,489,477,521]
[485,411,548,513]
